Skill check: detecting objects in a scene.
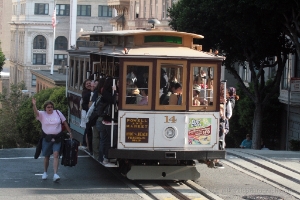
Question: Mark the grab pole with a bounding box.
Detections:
[111,79,115,147]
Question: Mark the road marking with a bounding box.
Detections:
[0,155,90,160]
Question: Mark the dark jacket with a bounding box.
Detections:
[101,90,118,123]
[91,91,98,102]
[81,89,91,112]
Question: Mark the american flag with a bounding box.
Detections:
[51,7,56,28]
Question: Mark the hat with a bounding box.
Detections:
[193,84,201,92]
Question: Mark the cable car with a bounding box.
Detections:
[67,29,226,180]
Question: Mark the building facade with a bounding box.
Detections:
[0,0,12,69]
[278,53,300,149]
[108,0,178,30]
[9,0,114,95]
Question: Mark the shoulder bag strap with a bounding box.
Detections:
[55,110,62,124]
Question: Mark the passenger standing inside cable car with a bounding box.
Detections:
[169,83,182,105]
[138,85,148,105]
[98,77,118,164]
[81,79,92,148]
[192,84,201,106]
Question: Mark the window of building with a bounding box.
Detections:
[98,5,112,17]
[32,74,36,86]
[144,0,146,18]
[150,0,153,17]
[33,35,47,49]
[282,54,292,90]
[54,54,68,65]
[21,4,25,15]
[155,0,158,18]
[130,4,133,20]
[162,0,165,19]
[56,4,70,16]
[34,3,49,15]
[242,65,248,82]
[162,0,169,19]
[13,5,17,15]
[77,5,91,16]
[33,54,46,65]
[166,0,169,17]
[135,1,140,18]
[55,36,68,50]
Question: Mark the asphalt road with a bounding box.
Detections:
[0,148,142,200]
[1,148,299,200]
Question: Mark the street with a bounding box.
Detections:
[0,148,299,200]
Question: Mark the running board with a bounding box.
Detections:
[127,166,200,181]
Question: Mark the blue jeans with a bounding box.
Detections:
[96,121,117,162]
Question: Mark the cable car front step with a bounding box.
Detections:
[126,165,200,181]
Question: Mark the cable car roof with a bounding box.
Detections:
[82,29,204,39]
[85,46,222,60]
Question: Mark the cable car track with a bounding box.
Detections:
[82,149,223,199]
[82,148,300,199]
[224,149,300,199]
[126,180,223,200]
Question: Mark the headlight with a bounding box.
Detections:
[164,127,176,139]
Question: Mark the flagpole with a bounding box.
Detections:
[51,2,56,75]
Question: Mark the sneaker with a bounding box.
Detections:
[53,174,60,182]
[42,172,48,180]
[102,158,109,165]
[215,162,225,169]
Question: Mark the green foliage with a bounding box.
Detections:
[0,42,5,74]
[0,82,28,148]
[289,140,300,151]
[17,87,67,146]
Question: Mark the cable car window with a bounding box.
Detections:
[157,60,187,110]
[123,62,153,110]
[190,65,216,110]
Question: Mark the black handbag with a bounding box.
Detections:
[34,137,43,159]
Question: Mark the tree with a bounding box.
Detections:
[262,0,300,57]
[168,0,294,149]
[0,82,28,148]
[0,42,5,75]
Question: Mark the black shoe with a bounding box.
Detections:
[215,162,225,168]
